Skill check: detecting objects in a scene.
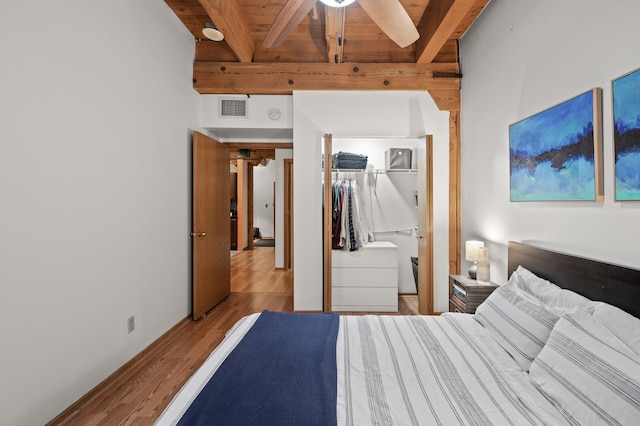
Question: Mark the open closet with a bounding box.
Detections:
[323,134,433,314]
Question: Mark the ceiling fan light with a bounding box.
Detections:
[202,22,224,42]
[319,0,356,8]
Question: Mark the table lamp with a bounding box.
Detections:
[465,240,484,279]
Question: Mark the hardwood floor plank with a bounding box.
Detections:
[48,247,417,425]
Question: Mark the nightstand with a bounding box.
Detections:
[449,275,498,313]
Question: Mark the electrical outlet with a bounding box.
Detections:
[127,315,135,333]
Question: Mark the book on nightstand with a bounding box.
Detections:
[448,275,498,314]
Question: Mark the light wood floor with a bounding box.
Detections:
[48,247,418,425]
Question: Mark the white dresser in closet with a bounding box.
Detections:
[331,241,398,312]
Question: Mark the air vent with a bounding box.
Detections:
[219,98,248,118]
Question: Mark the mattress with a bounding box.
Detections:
[155,311,570,425]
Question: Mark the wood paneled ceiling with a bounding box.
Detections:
[165,0,490,111]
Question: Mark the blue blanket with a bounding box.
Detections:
[178,311,340,426]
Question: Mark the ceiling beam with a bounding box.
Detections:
[198,0,253,63]
[415,0,476,64]
[324,6,344,64]
[427,88,460,111]
[194,62,461,94]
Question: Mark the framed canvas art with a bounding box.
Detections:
[612,67,640,201]
[509,88,603,202]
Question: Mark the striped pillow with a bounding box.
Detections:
[511,265,592,310]
[474,281,564,371]
[529,310,640,425]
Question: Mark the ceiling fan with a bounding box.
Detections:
[263,0,420,49]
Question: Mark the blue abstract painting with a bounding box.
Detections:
[613,67,640,201]
[509,89,602,201]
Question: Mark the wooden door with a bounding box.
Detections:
[192,131,230,319]
[417,135,434,315]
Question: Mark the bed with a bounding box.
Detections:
[156,241,640,425]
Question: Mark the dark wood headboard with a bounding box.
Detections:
[508,241,640,319]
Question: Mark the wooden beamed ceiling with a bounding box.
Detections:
[165,0,490,111]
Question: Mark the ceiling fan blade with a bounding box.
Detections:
[263,0,318,48]
[357,0,419,48]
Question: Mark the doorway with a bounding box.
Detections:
[322,134,433,314]
[226,143,293,264]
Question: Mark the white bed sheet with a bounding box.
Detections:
[156,313,569,426]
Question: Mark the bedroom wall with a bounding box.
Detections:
[292,91,450,311]
[0,1,198,424]
[460,0,640,284]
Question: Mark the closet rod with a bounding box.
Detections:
[374,228,414,234]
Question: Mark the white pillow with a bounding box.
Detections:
[474,281,565,371]
[512,266,640,355]
[586,301,640,355]
[529,309,640,426]
[510,266,591,310]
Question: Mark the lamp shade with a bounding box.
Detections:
[465,240,484,261]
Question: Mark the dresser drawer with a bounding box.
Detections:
[332,287,398,307]
[332,246,397,268]
[332,267,397,287]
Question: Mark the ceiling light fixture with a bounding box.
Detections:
[202,22,224,42]
[319,0,356,7]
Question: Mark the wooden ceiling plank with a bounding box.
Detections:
[263,0,317,48]
[415,0,475,64]
[198,0,254,62]
[254,40,328,63]
[194,61,460,95]
[451,0,490,39]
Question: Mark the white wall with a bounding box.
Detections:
[200,94,293,141]
[292,91,450,311]
[253,160,276,238]
[460,0,640,284]
[0,1,198,424]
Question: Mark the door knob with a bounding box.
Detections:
[190,232,207,237]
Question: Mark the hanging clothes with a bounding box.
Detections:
[331,178,372,251]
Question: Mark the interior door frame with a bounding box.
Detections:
[417,135,434,314]
[323,135,332,311]
[284,158,293,270]
[247,163,254,250]
[322,134,434,314]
